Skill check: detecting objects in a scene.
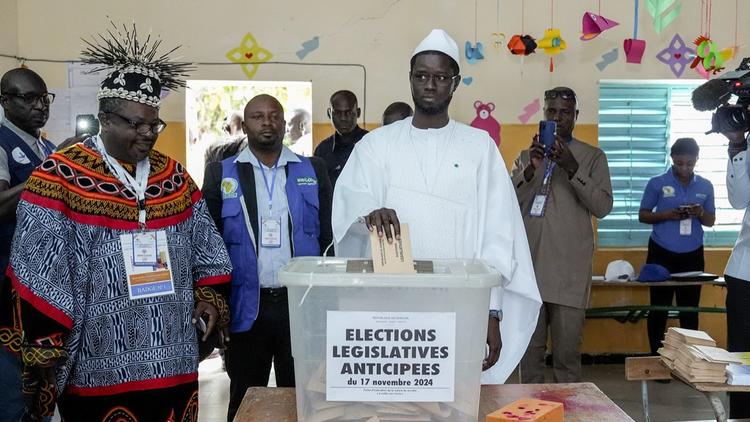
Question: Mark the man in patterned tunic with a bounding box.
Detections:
[1,24,233,421]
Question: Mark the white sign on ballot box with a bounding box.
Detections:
[326,311,456,402]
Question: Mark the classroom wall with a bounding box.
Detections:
[2,0,746,353]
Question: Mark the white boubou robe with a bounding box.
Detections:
[332,117,542,384]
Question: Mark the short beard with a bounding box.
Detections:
[413,96,451,116]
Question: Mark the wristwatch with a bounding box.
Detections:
[489,309,503,321]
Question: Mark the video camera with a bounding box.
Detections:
[692,57,750,134]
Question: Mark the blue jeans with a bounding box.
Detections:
[0,346,24,422]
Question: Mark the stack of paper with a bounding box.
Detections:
[658,327,716,369]
[672,344,742,383]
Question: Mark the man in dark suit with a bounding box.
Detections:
[202,94,332,422]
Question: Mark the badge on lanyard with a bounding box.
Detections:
[120,230,175,300]
[529,161,555,218]
[259,161,283,248]
[261,216,283,248]
[680,218,692,236]
[529,194,548,217]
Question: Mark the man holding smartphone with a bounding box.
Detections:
[638,138,715,356]
[511,86,613,383]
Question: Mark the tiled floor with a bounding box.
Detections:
[196,356,730,422]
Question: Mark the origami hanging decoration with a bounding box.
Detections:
[537,28,566,72]
[691,35,734,74]
[580,12,619,41]
[465,41,485,64]
[491,32,506,51]
[656,34,695,77]
[538,29,566,55]
[624,0,646,64]
[646,0,682,35]
[507,35,537,55]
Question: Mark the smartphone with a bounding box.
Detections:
[539,120,557,155]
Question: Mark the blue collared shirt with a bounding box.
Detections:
[235,147,301,288]
[640,169,715,253]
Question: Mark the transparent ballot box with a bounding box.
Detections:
[280,257,500,422]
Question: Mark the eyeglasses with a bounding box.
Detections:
[106,111,167,135]
[1,92,55,106]
[544,89,577,101]
[410,72,459,86]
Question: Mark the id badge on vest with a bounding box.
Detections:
[120,230,175,300]
[680,218,692,236]
[261,216,282,248]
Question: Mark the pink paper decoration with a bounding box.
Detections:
[581,12,619,41]
[624,39,647,63]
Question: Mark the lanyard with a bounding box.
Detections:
[37,139,53,158]
[540,160,556,195]
[94,135,150,227]
[259,162,279,215]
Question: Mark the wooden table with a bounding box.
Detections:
[234,382,633,421]
[627,356,750,422]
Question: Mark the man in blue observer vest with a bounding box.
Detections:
[0,67,79,422]
[202,94,333,422]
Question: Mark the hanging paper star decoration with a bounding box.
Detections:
[226,33,273,79]
[656,34,695,77]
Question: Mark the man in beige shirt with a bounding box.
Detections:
[511,87,613,383]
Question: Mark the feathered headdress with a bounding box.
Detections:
[80,22,193,109]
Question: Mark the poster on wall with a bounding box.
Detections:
[326,311,456,402]
[185,80,312,186]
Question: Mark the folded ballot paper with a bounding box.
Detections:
[369,223,416,273]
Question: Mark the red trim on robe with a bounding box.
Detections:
[20,191,197,231]
[64,373,198,397]
[7,269,73,330]
[196,274,231,287]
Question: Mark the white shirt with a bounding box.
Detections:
[235,146,301,288]
[332,117,541,384]
[289,132,313,157]
[725,144,750,281]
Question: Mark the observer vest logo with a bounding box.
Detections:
[296,176,317,186]
[221,177,239,199]
[11,147,31,165]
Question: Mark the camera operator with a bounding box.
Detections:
[724,124,750,419]
[693,58,750,418]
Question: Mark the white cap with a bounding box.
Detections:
[605,260,635,282]
[412,29,460,70]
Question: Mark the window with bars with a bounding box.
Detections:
[597,80,742,247]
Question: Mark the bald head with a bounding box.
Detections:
[0,68,46,94]
[0,68,50,136]
[330,90,357,106]
[243,94,286,152]
[382,101,413,125]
